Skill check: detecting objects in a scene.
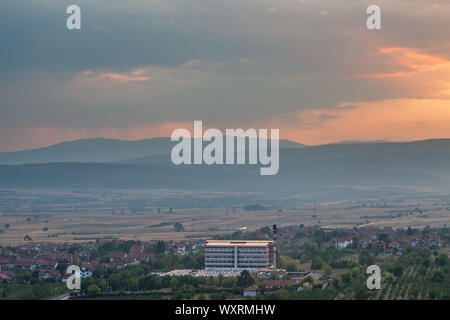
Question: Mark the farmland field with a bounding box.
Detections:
[1,188,449,245]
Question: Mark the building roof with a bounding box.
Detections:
[0,273,10,280]
[205,240,273,247]
[244,285,259,291]
[39,269,61,277]
[307,272,324,281]
[332,236,353,243]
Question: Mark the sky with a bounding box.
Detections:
[1,0,450,151]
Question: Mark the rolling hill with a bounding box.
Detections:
[0,137,306,165]
[0,139,449,195]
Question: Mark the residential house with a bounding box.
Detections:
[35,259,58,270]
[176,244,186,255]
[0,257,15,270]
[297,282,312,291]
[332,236,353,249]
[39,269,61,280]
[14,259,35,270]
[243,285,260,297]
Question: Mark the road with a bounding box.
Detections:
[51,292,71,300]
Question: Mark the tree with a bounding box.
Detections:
[377,233,391,245]
[406,227,416,235]
[108,274,122,291]
[174,222,185,232]
[391,265,403,277]
[311,257,323,270]
[270,289,290,300]
[129,278,139,291]
[278,255,297,271]
[56,262,68,275]
[87,284,101,296]
[431,271,445,283]
[93,265,104,278]
[169,277,179,290]
[323,263,333,277]
[359,250,375,266]
[155,240,167,254]
[341,272,352,285]
[354,286,368,300]
[139,275,161,291]
[212,291,228,300]
[422,257,430,267]
[237,270,254,288]
[435,254,448,267]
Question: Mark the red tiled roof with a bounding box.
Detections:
[39,269,61,277]
[15,259,33,267]
[0,273,10,280]
[333,236,353,243]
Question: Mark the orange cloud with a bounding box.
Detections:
[76,69,151,84]
[361,47,450,78]
[275,99,450,145]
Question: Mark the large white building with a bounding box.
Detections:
[204,240,274,271]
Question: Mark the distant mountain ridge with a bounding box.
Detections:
[0,138,170,165]
[328,139,392,145]
[0,137,306,165]
[0,138,449,194]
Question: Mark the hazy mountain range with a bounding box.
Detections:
[0,137,305,165]
[0,138,449,194]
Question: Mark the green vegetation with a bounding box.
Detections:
[1,227,449,300]
[0,270,67,300]
[146,222,172,228]
[173,222,185,232]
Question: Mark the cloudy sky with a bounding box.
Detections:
[1,0,450,151]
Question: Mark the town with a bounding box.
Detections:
[1,224,448,300]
